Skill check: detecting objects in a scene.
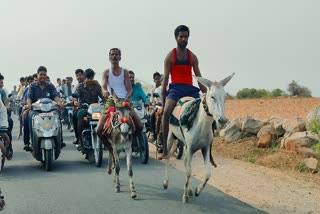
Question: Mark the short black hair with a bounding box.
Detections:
[75,69,84,75]
[0,73,4,80]
[84,68,95,79]
[128,70,134,75]
[37,66,47,73]
[20,77,25,82]
[27,75,34,82]
[153,72,161,79]
[109,48,121,56]
[174,25,190,38]
[32,73,37,78]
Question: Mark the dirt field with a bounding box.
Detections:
[150,97,320,214]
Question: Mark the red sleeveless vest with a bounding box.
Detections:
[171,48,193,85]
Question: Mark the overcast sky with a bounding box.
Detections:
[1,0,319,97]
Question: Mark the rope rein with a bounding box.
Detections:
[201,94,213,117]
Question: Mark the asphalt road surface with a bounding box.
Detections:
[0,115,266,214]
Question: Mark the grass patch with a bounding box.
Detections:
[312,143,320,158]
[271,141,280,153]
[295,162,307,172]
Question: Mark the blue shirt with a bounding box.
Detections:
[27,82,59,103]
[131,83,149,103]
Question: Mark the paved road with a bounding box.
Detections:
[0,115,266,214]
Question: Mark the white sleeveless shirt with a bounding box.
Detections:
[0,93,8,128]
[108,68,128,99]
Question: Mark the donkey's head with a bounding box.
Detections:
[111,89,133,138]
[195,73,235,128]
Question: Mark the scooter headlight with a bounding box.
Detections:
[91,112,101,120]
[39,103,52,112]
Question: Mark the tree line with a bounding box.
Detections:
[234,80,312,99]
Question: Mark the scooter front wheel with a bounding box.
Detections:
[44,149,53,171]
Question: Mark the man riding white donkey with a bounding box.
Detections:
[159,25,234,203]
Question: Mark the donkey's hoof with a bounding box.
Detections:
[107,169,112,175]
[131,191,137,199]
[163,180,168,189]
[195,187,200,197]
[115,186,120,193]
[182,195,189,203]
[188,189,193,196]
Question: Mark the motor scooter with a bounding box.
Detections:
[132,100,149,164]
[30,98,63,171]
[0,128,11,173]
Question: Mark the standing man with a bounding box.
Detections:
[24,66,65,151]
[97,48,143,153]
[158,25,206,160]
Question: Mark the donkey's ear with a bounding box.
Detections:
[111,88,118,103]
[194,76,212,88]
[219,73,235,87]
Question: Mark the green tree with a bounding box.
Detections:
[287,80,312,97]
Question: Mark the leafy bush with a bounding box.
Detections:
[236,88,271,99]
[307,119,320,141]
[271,88,286,97]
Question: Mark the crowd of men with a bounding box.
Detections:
[1,25,205,162]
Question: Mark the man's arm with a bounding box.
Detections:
[102,69,110,97]
[123,69,132,100]
[161,52,172,105]
[192,53,207,93]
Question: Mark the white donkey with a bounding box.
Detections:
[163,73,235,203]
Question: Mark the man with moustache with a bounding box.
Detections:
[158,25,207,160]
[97,48,143,154]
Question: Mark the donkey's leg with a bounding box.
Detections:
[182,146,193,203]
[163,132,174,189]
[125,141,136,199]
[113,149,120,193]
[107,150,113,175]
[195,145,211,197]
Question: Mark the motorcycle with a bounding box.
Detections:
[64,97,73,130]
[149,93,184,160]
[0,128,11,173]
[78,102,103,167]
[132,100,149,164]
[30,98,63,171]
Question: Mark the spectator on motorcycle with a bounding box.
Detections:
[68,69,85,144]
[73,68,103,150]
[72,69,85,93]
[61,77,74,99]
[128,70,151,106]
[97,48,143,154]
[150,72,163,105]
[148,72,163,142]
[0,74,13,155]
[16,77,26,101]
[24,66,65,152]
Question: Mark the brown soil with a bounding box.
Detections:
[150,97,320,214]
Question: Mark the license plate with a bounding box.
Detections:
[39,112,54,117]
